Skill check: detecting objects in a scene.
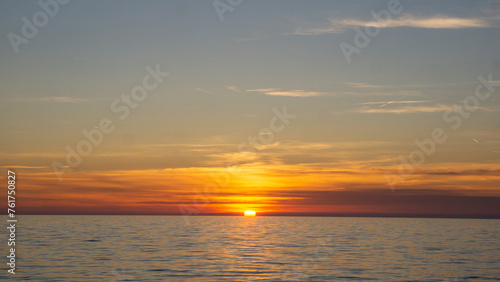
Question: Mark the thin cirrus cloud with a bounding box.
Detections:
[292,13,494,35]
[226,86,242,93]
[356,104,453,114]
[38,97,87,103]
[194,87,213,94]
[345,82,394,89]
[246,88,326,97]
[2,96,88,103]
[359,100,431,107]
[0,165,48,169]
[356,99,496,113]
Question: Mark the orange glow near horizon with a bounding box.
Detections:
[7,162,500,216]
[244,210,256,216]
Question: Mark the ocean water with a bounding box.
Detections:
[2,215,500,281]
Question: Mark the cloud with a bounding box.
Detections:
[356,99,496,114]
[2,96,88,103]
[226,86,241,93]
[417,168,500,177]
[343,82,425,96]
[359,100,431,106]
[355,13,491,29]
[246,88,326,97]
[246,88,277,92]
[292,13,495,35]
[194,87,212,94]
[0,165,47,169]
[345,82,394,89]
[39,97,87,103]
[256,188,500,216]
[356,104,453,114]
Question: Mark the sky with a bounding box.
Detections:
[1,0,500,217]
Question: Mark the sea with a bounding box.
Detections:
[2,215,499,281]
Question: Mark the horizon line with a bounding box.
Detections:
[5,213,500,219]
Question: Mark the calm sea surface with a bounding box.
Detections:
[2,216,499,281]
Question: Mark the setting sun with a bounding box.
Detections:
[244,210,256,216]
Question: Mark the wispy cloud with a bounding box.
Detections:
[359,100,430,106]
[226,86,241,93]
[246,88,326,97]
[345,82,394,89]
[357,103,493,114]
[377,94,410,108]
[292,13,496,35]
[344,90,423,97]
[194,87,212,94]
[2,96,88,103]
[40,97,87,103]
[0,165,47,169]
[357,13,491,29]
[357,104,453,114]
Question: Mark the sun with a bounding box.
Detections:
[244,210,256,216]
